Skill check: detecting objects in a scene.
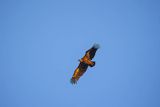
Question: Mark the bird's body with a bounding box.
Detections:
[70,44,100,84]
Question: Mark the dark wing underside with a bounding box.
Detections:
[70,62,88,84]
[85,44,100,60]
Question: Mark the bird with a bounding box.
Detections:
[70,43,100,84]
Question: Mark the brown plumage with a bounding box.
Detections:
[70,44,100,84]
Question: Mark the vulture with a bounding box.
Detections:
[70,44,100,84]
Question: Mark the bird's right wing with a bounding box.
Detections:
[70,62,88,84]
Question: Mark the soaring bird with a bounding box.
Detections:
[70,44,100,84]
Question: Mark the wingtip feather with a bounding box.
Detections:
[70,78,77,84]
[93,43,100,49]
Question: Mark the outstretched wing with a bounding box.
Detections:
[70,62,88,84]
[85,43,100,60]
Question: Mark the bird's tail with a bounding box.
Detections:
[90,61,95,67]
[93,43,100,49]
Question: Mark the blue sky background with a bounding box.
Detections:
[0,0,160,107]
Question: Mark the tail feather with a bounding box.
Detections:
[89,61,95,67]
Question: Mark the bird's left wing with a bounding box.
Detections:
[85,44,100,60]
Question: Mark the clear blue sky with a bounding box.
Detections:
[0,0,160,107]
